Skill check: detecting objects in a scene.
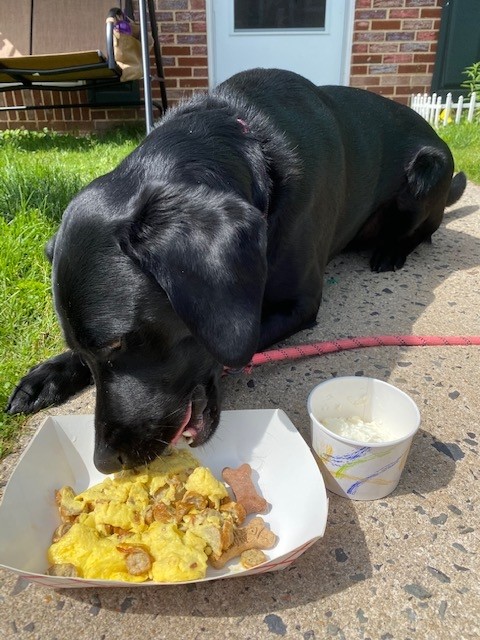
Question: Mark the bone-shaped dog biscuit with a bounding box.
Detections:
[222,464,268,515]
[209,517,276,569]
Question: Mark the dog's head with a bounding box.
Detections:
[49,179,267,473]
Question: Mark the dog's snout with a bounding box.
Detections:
[94,442,128,474]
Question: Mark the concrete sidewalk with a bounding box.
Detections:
[1,183,479,640]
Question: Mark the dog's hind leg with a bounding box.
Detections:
[370,146,456,272]
[258,295,321,351]
[369,194,447,272]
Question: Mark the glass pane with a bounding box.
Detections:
[234,0,326,30]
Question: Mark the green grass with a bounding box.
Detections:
[0,127,142,458]
[0,210,61,451]
[438,119,480,184]
[0,120,479,460]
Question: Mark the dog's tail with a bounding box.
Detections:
[446,171,467,206]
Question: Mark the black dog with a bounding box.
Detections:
[7,68,466,472]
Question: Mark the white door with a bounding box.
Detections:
[208,0,353,87]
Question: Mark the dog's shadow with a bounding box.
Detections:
[60,202,476,618]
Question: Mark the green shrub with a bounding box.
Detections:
[461,61,480,97]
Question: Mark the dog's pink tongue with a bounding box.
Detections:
[171,402,193,445]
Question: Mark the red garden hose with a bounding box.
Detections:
[233,335,480,374]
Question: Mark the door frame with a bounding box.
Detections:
[205,0,355,88]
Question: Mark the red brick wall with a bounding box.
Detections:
[158,0,208,104]
[0,88,145,133]
[350,0,443,104]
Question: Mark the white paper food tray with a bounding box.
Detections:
[0,409,328,588]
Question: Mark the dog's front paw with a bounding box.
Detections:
[370,247,407,273]
[6,352,92,415]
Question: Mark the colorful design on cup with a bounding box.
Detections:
[319,445,409,496]
[321,445,391,474]
[345,452,405,495]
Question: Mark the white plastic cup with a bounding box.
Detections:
[308,377,420,500]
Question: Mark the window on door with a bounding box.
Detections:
[234,0,327,31]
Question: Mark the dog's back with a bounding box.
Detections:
[216,68,465,271]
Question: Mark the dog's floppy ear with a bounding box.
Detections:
[120,185,267,367]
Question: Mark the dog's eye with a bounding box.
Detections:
[108,338,123,352]
[97,338,123,357]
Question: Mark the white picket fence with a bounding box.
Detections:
[410,92,477,127]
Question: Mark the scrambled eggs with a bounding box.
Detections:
[47,448,246,582]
